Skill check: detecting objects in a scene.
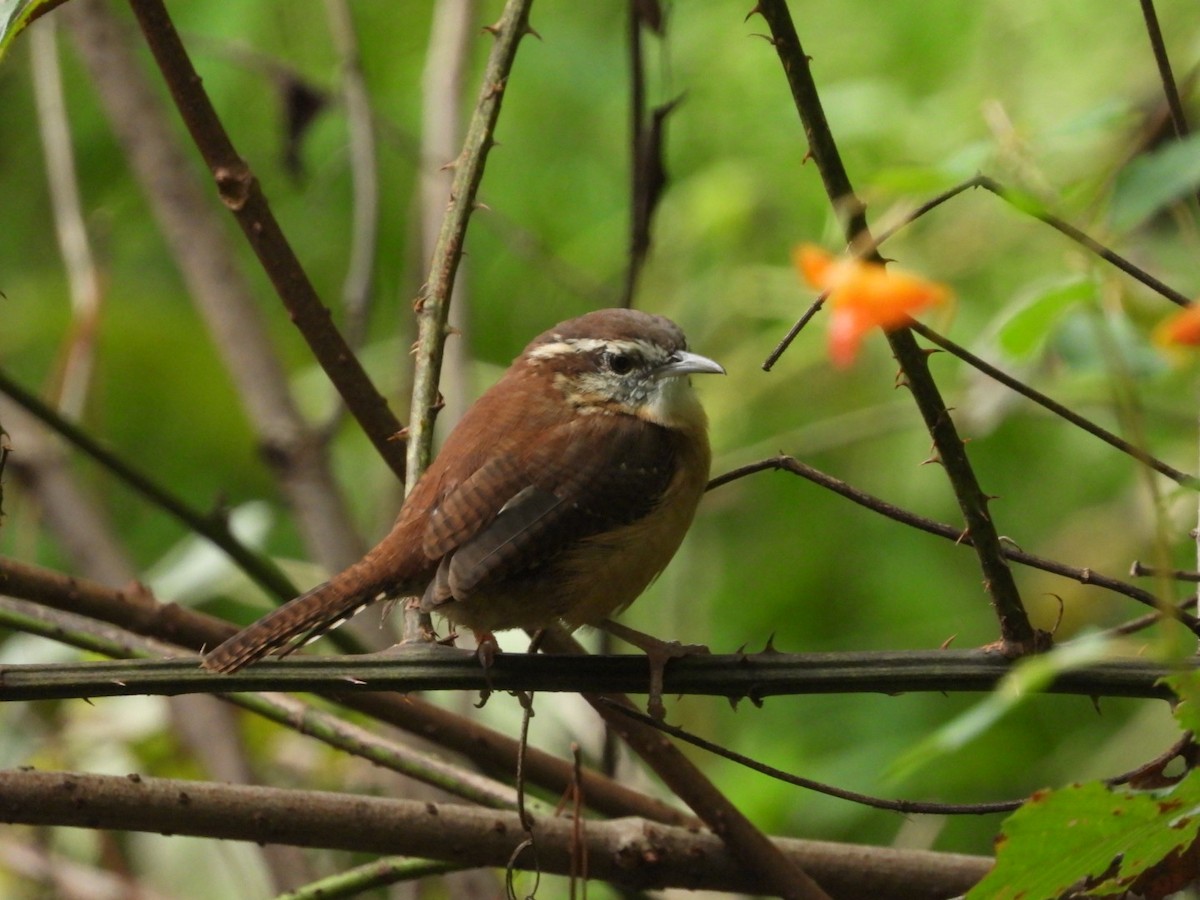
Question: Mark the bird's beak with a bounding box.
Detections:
[658,350,726,378]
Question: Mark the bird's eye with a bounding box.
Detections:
[602,352,635,375]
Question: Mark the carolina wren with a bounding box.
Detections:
[203,308,723,674]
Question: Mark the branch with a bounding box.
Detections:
[0,556,690,828]
[0,650,1179,707]
[406,0,535,480]
[0,769,990,898]
[123,0,406,481]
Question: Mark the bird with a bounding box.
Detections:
[202,308,724,676]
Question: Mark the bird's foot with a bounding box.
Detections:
[599,619,710,720]
[474,630,499,708]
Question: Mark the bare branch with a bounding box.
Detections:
[0,769,990,897]
[119,0,407,484]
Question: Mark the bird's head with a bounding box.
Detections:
[524,309,724,429]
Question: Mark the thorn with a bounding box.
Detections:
[802,148,813,165]
[920,453,942,467]
[1048,593,1065,636]
[955,527,971,545]
[939,634,957,649]
[743,3,764,22]
[474,201,492,212]
[997,534,1022,553]
[444,325,462,338]
[761,632,778,654]
[748,32,776,45]
[482,23,501,37]
[734,642,748,662]
[438,158,459,172]
[727,694,742,712]
[343,676,367,685]
[919,346,941,358]
[524,24,542,40]
[391,426,410,443]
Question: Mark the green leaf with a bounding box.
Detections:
[0,0,66,65]
[1111,133,1200,231]
[1163,669,1200,735]
[968,774,1200,898]
[996,277,1097,359]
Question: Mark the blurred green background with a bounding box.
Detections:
[3,0,1200,895]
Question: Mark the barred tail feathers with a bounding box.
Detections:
[201,578,382,674]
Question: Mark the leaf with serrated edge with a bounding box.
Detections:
[968,773,1200,898]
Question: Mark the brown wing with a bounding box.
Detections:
[420,413,677,609]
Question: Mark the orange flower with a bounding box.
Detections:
[1154,304,1200,347]
[793,244,950,367]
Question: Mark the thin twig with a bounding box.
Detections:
[407,0,536,481]
[763,172,1193,369]
[1138,0,1191,142]
[30,19,103,419]
[708,455,1200,632]
[324,0,381,352]
[68,0,369,576]
[1132,560,1200,582]
[907,320,1198,487]
[598,699,1024,816]
[0,370,299,604]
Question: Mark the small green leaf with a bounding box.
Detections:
[1112,133,1200,231]
[0,0,66,66]
[1163,669,1200,735]
[968,773,1200,899]
[996,277,1096,359]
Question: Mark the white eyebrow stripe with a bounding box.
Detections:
[528,338,610,359]
[528,337,667,361]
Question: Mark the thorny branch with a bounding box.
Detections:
[751,0,1043,654]
[406,0,536,481]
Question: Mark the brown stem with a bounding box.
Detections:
[123,0,406,482]
[0,769,989,897]
[407,0,535,481]
[535,627,834,900]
